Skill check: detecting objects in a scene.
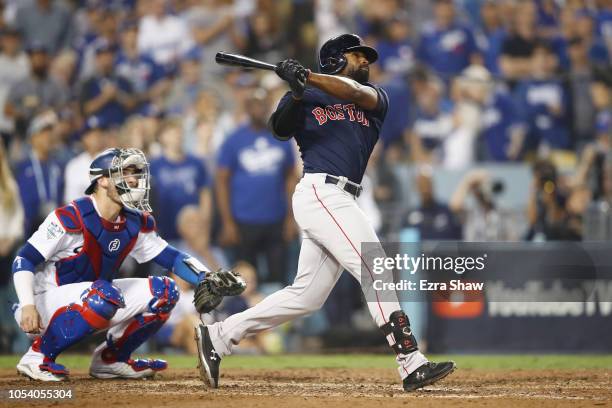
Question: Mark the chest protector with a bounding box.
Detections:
[54,197,156,285]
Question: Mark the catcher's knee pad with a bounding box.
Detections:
[34,280,125,362]
[148,276,180,315]
[381,310,419,355]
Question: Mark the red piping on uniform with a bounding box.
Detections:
[312,184,410,377]
[100,216,126,232]
[72,200,103,279]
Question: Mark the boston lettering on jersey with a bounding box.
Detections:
[276,84,389,184]
[311,103,370,127]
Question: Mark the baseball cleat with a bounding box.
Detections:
[194,324,220,388]
[17,362,67,382]
[89,345,167,379]
[402,361,456,391]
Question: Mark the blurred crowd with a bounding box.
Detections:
[0,0,612,354]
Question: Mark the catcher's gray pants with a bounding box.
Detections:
[207,173,428,378]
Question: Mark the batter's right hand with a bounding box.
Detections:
[275,59,308,98]
[220,221,240,246]
[20,304,42,334]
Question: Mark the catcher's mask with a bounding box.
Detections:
[85,147,152,212]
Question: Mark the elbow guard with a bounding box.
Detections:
[173,254,209,286]
[12,243,44,274]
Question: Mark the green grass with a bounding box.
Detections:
[1,354,611,370]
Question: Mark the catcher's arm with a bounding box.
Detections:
[152,245,246,313]
[153,245,208,285]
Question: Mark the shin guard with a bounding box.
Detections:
[33,280,124,374]
[380,310,418,355]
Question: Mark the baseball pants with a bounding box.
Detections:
[207,173,427,378]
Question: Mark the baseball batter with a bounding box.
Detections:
[196,34,456,392]
[11,147,244,381]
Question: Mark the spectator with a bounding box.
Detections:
[515,41,571,153]
[216,72,258,139]
[137,0,194,69]
[175,205,222,271]
[0,139,24,280]
[376,12,415,78]
[216,89,298,284]
[458,65,526,161]
[443,65,488,169]
[314,0,358,48]
[526,159,581,240]
[475,0,507,76]
[183,89,225,163]
[13,0,74,54]
[595,1,612,52]
[499,0,539,82]
[405,70,453,164]
[74,6,119,82]
[0,28,29,146]
[164,48,205,115]
[14,111,63,236]
[403,166,462,240]
[591,68,612,149]
[450,169,509,241]
[416,0,480,80]
[242,4,284,62]
[573,11,610,66]
[79,39,137,128]
[0,1,8,32]
[0,141,23,353]
[149,119,212,243]
[50,50,78,91]
[374,63,412,148]
[566,36,598,150]
[63,115,108,202]
[4,42,68,139]
[115,19,170,115]
[535,0,561,38]
[184,0,243,80]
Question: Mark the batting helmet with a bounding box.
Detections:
[85,147,151,212]
[318,34,378,75]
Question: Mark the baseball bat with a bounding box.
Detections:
[215,52,277,71]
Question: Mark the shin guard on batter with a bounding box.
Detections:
[381,310,418,355]
[33,280,125,375]
[99,276,178,370]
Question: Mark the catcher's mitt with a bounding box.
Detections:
[193,268,247,314]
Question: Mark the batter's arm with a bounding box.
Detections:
[305,72,379,111]
[269,97,304,140]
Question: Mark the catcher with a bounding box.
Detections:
[12,146,245,381]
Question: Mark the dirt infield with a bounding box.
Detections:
[1,367,610,408]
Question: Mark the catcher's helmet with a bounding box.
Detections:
[85,147,152,212]
[318,34,378,75]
